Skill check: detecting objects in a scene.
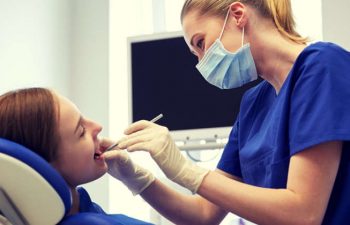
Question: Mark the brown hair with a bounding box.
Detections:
[181,0,307,44]
[0,88,60,162]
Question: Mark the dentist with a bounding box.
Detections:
[105,0,350,224]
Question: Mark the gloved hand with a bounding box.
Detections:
[101,138,155,195]
[117,121,209,193]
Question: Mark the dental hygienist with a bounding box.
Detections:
[104,0,350,224]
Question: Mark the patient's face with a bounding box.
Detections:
[51,93,107,187]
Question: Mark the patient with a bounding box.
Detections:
[0,87,153,224]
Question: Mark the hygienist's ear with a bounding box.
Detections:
[228,2,248,28]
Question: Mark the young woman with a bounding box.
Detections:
[0,87,153,225]
[106,0,350,225]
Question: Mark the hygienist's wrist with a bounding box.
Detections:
[173,162,210,194]
[138,176,157,195]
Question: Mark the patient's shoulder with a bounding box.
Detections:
[77,187,105,214]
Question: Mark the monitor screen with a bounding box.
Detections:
[128,32,261,142]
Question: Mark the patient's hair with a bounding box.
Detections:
[0,88,60,162]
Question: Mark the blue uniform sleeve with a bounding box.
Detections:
[289,42,350,154]
[217,120,242,178]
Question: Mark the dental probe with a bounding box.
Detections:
[104,113,163,152]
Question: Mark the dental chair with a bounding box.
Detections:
[0,138,115,225]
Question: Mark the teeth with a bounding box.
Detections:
[94,153,100,159]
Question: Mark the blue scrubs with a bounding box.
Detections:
[77,187,154,225]
[217,42,350,225]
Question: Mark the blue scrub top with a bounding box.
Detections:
[77,187,154,225]
[217,42,350,225]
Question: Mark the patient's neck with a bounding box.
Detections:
[68,187,80,215]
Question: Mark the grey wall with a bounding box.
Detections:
[322,0,350,50]
[0,0,71,95]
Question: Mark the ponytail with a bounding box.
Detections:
[265,0,307,44]
[181,0,308,44]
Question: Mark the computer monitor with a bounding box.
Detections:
[127,31,260,149]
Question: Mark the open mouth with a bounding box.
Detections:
[94,153,102,160]
[94,145,105,160]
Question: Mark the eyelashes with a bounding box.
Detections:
[196,38,205,51]
[80,126,86,137]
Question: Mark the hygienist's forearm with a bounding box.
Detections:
[141,179,227,225]
[198,171,321,225]
[197,142,341,225]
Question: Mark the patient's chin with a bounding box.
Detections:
[91,168,108,182]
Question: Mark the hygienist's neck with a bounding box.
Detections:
[68,187,80,215]
[248,22,306,93]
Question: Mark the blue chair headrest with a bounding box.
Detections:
[0,138,72,225]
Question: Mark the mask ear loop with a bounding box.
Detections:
[219,8,231,40]
[241,26,245,47]
[220,5,245,47]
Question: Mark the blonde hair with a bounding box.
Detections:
[181,0,307,44]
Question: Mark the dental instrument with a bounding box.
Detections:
[104,113,163,152]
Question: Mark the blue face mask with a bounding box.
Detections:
[196,9,258,89]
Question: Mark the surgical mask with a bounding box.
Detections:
[196,9,258,89]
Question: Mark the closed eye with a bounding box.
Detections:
[80,126,86,137]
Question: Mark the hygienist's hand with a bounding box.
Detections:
[117,121,209,193]
[101,138,155,195]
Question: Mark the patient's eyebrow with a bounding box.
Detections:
[74,116,82,134]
